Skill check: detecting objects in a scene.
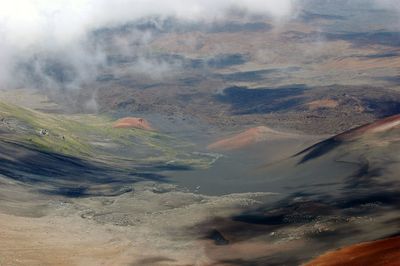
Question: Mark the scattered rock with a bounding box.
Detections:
[38,129,49,136]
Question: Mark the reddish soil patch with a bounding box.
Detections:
[304,236,400,266]
[336,114,400,141]
[113,117,154,131]
[207,126,291,151]
[306,99,339,110]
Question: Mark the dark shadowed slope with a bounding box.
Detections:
[295,114,400,164]
[192,114,400,265]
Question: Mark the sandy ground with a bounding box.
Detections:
[0,213,135,266]
[0,181,277,266]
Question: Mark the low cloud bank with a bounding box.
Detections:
[0,0,296,92]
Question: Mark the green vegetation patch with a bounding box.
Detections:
[0,102,215,170]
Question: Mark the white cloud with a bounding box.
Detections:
[0,0,296,48]
[0,0,297,91]
[372,0,400,10]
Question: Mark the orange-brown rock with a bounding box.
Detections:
[305,236,400,266]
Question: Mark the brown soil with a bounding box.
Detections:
[113,117,154,131]
[306,99,339,110]
[304,236,400,266]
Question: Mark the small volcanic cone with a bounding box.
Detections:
[305,236,400,266]
[113,117,154,131]
[207,126,292,151]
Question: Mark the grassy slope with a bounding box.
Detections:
[0,102,214,169]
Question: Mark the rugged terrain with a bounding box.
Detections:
[1,1,400,265]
